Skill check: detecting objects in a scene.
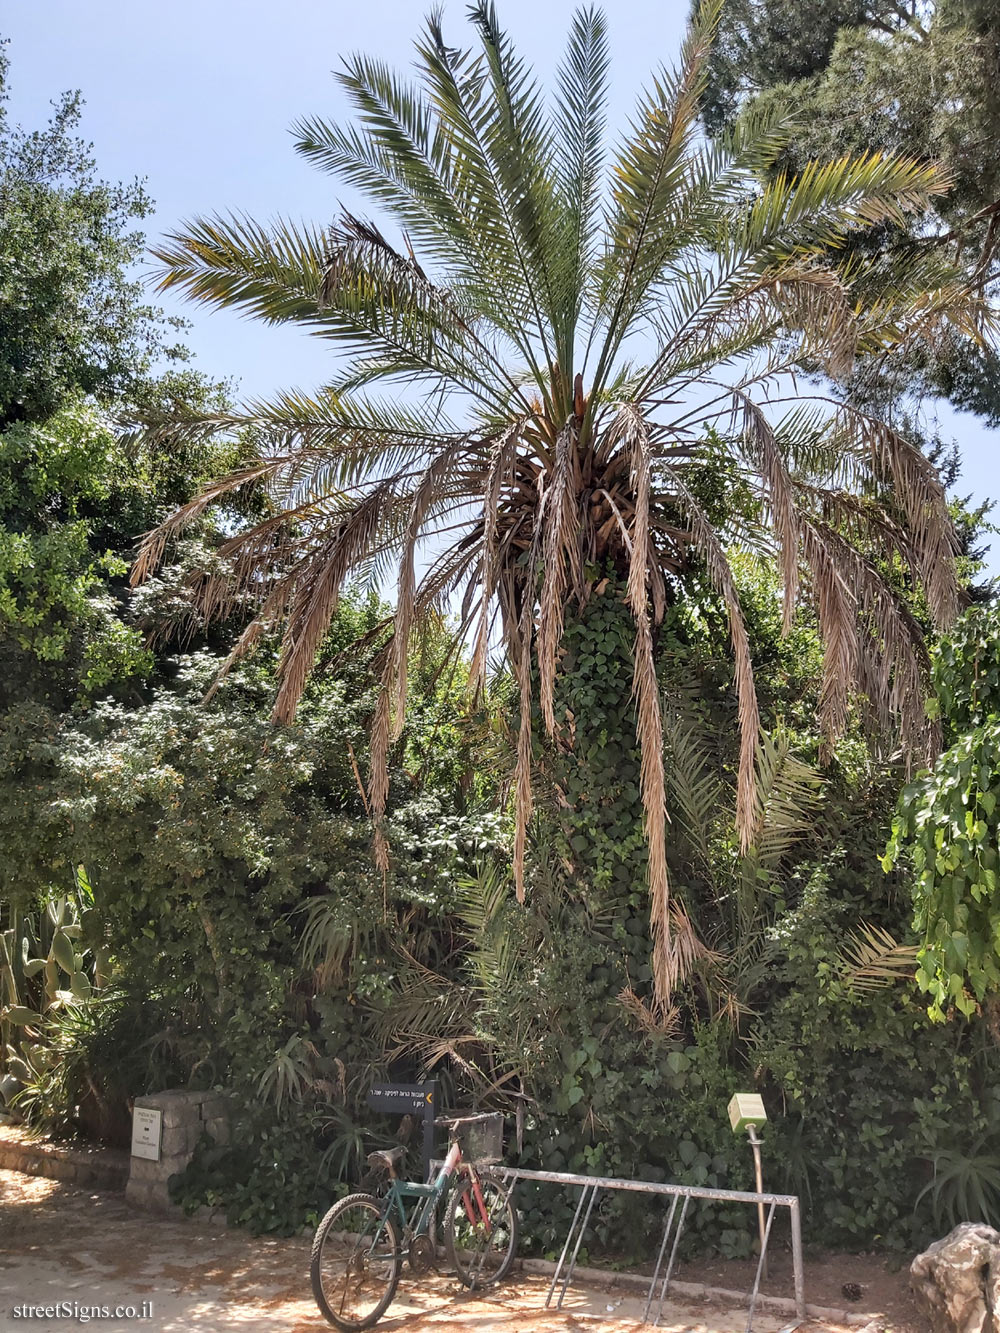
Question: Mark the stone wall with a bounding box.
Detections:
[125,1089,231,1212]
[0,1122,128,1191]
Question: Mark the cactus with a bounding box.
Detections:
[51,930,75,976]
[44,958,59,999]
[70,972,91,1002]
[0,867,113,1118]
[4,1006,42,1027]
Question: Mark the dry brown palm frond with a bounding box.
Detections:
[771,264,857,378]
[203,596,287,703]
[807,518,935,760]
[621,404,704,1001]
[537,419,583,735]
[131,416,454,587]
[734,391,800,633]
[667,468,760,850]
[273,483,399,723]
[512,588,536,906]
[796,483,915,567]
[199,509,314,627]
[469,423,523,698]
[397,1034,482,1080]
[839,921,919,993]
[618,985,682,1038]
[834,405,960,627]
[392,435,478,738]
[132,457,290,583]
[368,660,393,877]
[799,521,858,746]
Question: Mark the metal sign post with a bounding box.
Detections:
[746,1124,767,1278]
[728,1093,768,1279]
[366,1080,438,1181]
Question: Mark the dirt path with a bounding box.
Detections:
[0,1168,859,1333]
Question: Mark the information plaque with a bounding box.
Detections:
[131,1106,163,1161]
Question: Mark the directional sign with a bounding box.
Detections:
[367,1081,438,1181]
[367,1083,436,1113]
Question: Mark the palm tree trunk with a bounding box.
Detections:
[532,581,650,926]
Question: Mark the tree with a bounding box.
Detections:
[135,1,991,1008]
[0,42,171,428]
[700,0,1000,421]
[0,45,241,709]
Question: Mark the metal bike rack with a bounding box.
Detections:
[487,1164,805,1331]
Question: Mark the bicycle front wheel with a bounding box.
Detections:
[310,1192,402,1331]
[445,1169,519,1288]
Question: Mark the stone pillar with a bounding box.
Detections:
[125,1089,231,1211]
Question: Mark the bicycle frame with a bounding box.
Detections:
[372,1137,492,1254]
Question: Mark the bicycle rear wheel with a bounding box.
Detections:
[444,1169,519,1288]
[311,1192,401,1330]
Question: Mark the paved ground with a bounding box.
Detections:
[0,1168,838,1333]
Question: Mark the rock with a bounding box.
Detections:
[911,1222,1000,1333]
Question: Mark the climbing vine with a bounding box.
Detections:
[884,605,1000,1019]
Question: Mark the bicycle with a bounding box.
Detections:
[310,1112,519,1331]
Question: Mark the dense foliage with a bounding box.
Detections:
[885,604,1000,1019]
[4,13,1000,1265]
[492,579,1000,1255]
[134,0,987,1015]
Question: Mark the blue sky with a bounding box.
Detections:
[4,0,998,570]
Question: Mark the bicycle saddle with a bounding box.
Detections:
[366,1146,406,1177]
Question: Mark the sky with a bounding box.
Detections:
[4,0,999,571]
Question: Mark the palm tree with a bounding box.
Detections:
[134,0,992,1008]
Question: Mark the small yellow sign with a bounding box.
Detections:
[727,1092,766,1133]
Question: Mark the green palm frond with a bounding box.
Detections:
[456,862,529,999]
[152,212,328,325]
[748,731,823,869]
[551,5,610,358]
[364,863,531,1080]
[416,10,556,379]
[663,711,722,869]
[591,0,723,385]
[153,214,514,412]
[467,3,560,313]
[728,152,951,263]
[296,51,525,333]
[367,965,471,1057]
